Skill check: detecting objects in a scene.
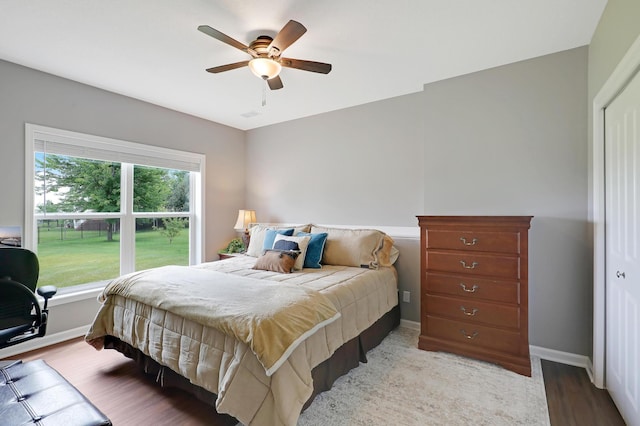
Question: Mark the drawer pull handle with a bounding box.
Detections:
[460,306,478,316]
[460,330,479,340]
[460,283,478,293]
[460,260,478,269]
[460,237,478,246]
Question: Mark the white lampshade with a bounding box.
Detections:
[248,58,282,80]
[234,209,257,231]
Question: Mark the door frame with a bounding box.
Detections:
[592,34,640,389]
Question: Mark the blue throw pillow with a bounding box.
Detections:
[297,232,328,268]
[263,228,294,251]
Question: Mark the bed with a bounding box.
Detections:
[85,224,400,426]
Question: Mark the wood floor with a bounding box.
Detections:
[2,338,626,425]
[541,359,625,426]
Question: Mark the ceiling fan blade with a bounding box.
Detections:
[267,76,284,90]
[280,58,332,74]
[198,25,249,53]
[206,61,249,73]
[268,20,307,56]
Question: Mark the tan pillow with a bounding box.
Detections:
[377,234,398,267]
[310,226,388,269]
[253,250,299,273]
[291,224,312,234]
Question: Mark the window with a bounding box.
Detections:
[25,124,205,292]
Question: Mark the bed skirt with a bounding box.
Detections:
[103,304,400,418]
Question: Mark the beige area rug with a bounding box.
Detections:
[297,326,550,426]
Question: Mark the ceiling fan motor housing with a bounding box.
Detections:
[249,36,278,58]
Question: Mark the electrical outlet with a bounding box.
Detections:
[402,291,410,303]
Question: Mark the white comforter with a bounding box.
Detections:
[86,256,398,426]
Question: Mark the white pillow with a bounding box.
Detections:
[272,234,311,270]
[246,225,271,257]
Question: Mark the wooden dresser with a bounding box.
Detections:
[417,216,533,376]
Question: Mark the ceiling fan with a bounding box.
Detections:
[198,20,332,90]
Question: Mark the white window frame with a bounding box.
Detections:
[24,123,205,287]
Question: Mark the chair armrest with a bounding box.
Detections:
[37,285,57,311]
[37,285,58,300]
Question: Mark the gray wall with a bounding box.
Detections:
[0,59,246,335]
[247,47,590,356]
[245,93,424,226]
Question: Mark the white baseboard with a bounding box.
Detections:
[530,345,594,379]
[0,325,90,359]
[400,319,420,330]
[585,358,595,384]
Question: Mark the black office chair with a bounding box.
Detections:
[0,249,113,425]
[0,248,57,349]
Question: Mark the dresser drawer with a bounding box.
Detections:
[425,295,520,328]
[426,272,520,304]
[424,315,521,355]
[426,230,520,253]
[426,251,520,279]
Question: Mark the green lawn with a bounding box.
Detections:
[37,226,188,288]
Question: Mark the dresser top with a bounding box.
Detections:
[416,215,532,228]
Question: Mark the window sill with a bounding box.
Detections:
[39,281,109,308]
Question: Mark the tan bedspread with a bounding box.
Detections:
[86,265,340,376]
[85,256,398,426]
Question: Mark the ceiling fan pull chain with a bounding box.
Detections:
[262,79,267,106]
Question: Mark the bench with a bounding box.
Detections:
[0,359,111,425]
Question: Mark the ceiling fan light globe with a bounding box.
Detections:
[249,58,281,80]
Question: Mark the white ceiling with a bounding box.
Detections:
[0,0,607,131]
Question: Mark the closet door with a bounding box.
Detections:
[605,69,640,425]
